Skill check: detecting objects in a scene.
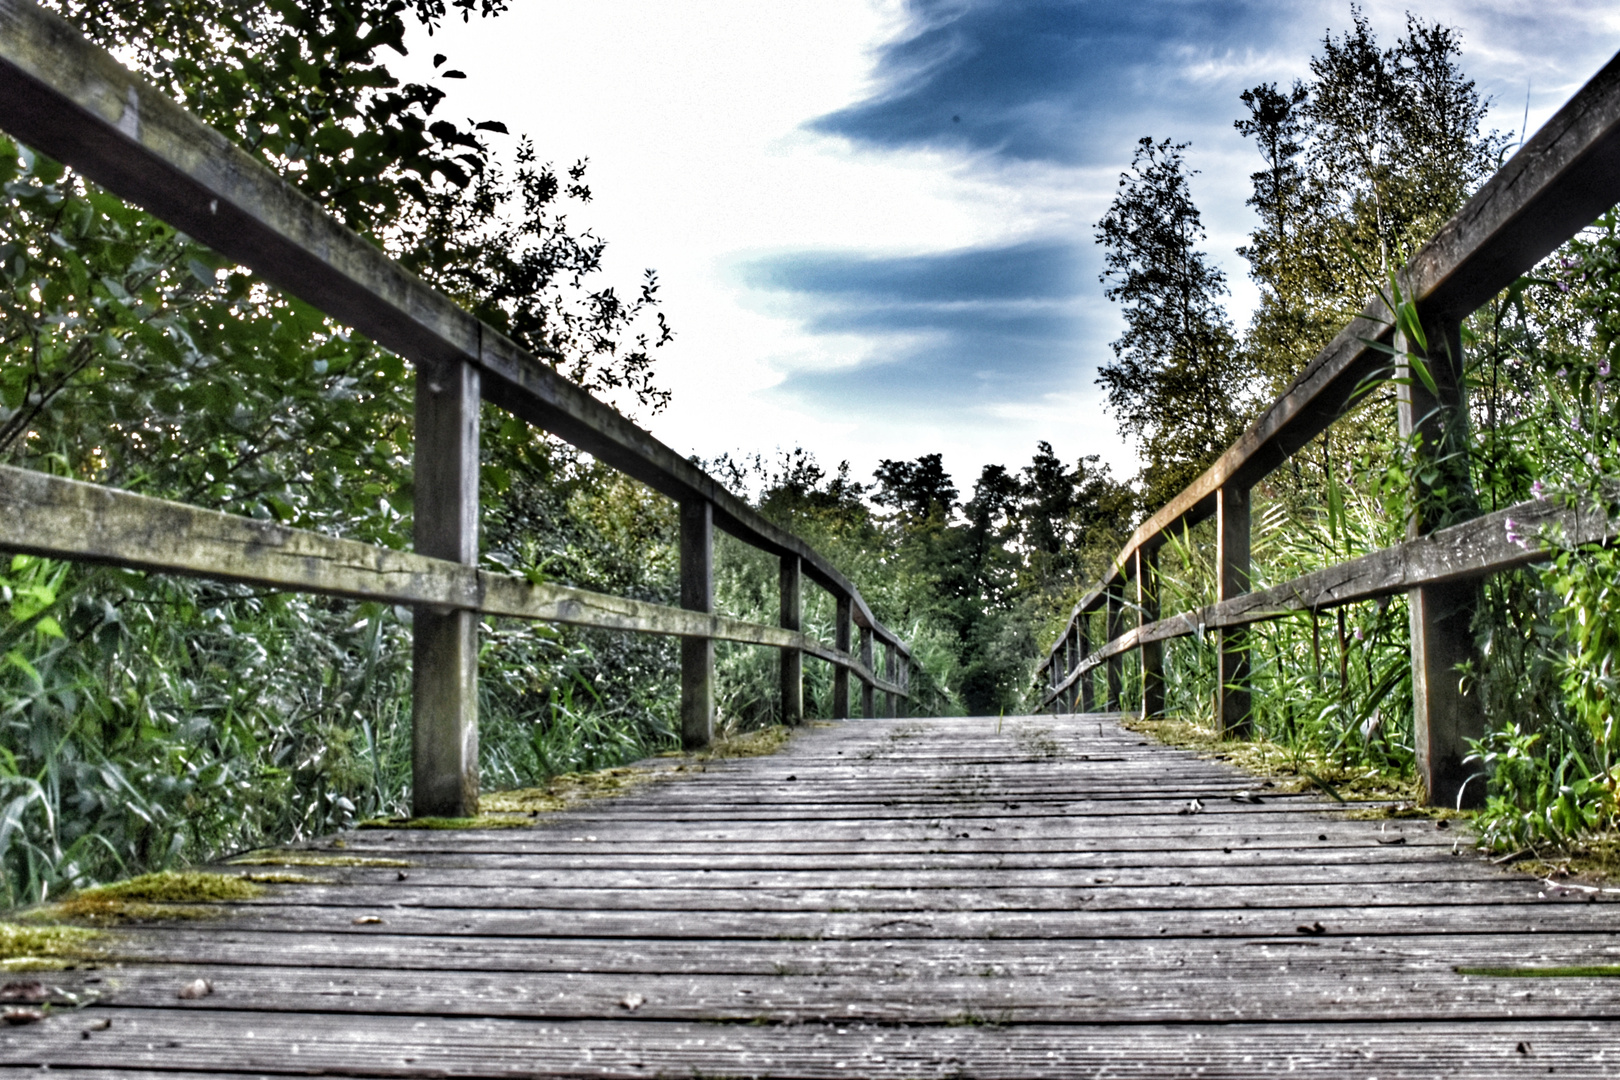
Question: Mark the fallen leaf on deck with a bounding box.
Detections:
[176,979,213,1000]
[1231,792,1264,803]
[1374,836,1407,846]
[1296,921,1327,935]
[1178,799,1203,816]
[353,915,384,924]
[1,1008,44,1025]
[620,993,645,1011]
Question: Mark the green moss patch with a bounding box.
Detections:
[360,814,530,830]
[698,725,796,760]
[482,763,666,817]
[38,871,263,924]
[1126,715,1425,804]
[228,852,412,869]
[238,871,328,885]
[0,923,102,971]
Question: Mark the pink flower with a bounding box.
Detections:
[1505,518,1524,545]
[1531,479,1547,501]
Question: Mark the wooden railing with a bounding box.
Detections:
[1037,48,1620,808]
[0,0,912,817]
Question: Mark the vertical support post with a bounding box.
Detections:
[1398,316,1484,808]
[898,657,910,718]
[1077,615,1094,712]
[1217,485,1252,737]
[860,625,875,718]
[680,498,714,750]
[1058,632,1072,714]
[1105,582,1124,711]
[412,356,481,818]
[779,554,802,727]
[1065,626,1080,713]
[884,641,898,718]
[833,594,851,720]
[1138,547,1164,720]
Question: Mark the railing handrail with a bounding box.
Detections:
[1040,47,1620,672]
[1038,46,1620,808]
[0,0,913,818]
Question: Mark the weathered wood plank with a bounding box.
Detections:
[1044,494,1615,704]
[0,466,906,693]
[8,1012,1620,1079]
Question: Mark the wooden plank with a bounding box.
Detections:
[0,0,909,657]
[1044,493,1617,702]
[10,1016,1620,1080]
[107,927,1620,976]
[0,466,905,694]
[39,959,1620,1026]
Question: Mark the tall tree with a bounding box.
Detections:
[1095,138,1257,506]
[1236,9,1505,389]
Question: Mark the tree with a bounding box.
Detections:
[1095,138,1258,506]
[872,453,958,525]
[1235,10,1505,389]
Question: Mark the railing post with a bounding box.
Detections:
[1077,615,1094,712]
[884,641,898,718]
[412,356,481,818]
[1398,315,1484,808]
[1058,631,1072,714]
[898,658,910,718]
[860,625,875,718]
[779,554,802,727]
[680,498,714,750]
[1105,582,1124,711]
[1217,484,1252,737]
[833,594,851,720]
[1138,546,1164,720]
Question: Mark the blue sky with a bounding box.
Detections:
[427,1,1619,492]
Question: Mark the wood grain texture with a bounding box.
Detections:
[1042,495,1615,707]
[0,466,905,694]
[5,714,1615,1078]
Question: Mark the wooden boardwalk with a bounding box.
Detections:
[4,714,1619,1078]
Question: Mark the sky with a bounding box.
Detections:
[407,0,1620,497]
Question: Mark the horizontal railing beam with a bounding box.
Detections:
[1041,495,1614,708]
[0,466,907,696]
[1043,46,1620,670]
[0,0,907,660]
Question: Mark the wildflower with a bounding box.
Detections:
[1558,367,1569,378]
[1531,479,1547,501]
[1601,359,1612,379]
[1353,627,1364,641]
[1505,518,1523,545]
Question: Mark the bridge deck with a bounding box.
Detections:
[3,714,1615,1078]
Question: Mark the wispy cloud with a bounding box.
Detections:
[744,240,1105,411]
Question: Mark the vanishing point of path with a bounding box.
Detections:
[3,714,1618,1078]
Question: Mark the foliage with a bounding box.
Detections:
[1095,138,1258,506]
[0,0,679,908]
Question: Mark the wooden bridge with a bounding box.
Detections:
[5,4,1620,1076]
[5,712,1618,1078]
